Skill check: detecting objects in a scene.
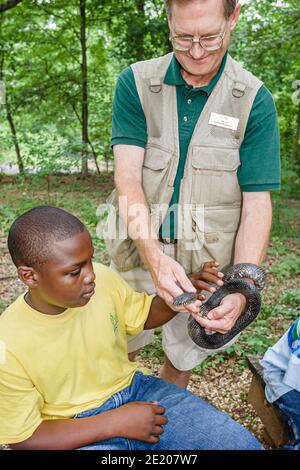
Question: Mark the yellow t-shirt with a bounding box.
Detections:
[0,263,154,444]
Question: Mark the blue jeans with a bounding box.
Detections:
[74,372,262,450]
[275,389,300,450]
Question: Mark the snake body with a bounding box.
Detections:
[173,263,265,350]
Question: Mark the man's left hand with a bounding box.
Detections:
[192,293,246,334]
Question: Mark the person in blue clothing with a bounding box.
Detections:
[261,317,300,450]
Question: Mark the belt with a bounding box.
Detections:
[158,238,178,244]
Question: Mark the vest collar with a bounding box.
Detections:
[164,51,228,96]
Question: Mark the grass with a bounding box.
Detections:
[0,173,113,259]
[0,174,299,373]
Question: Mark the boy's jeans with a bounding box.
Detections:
[275,389,300,450]
[74,372,262,450]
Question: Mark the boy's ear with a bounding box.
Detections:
[17,266,39,287]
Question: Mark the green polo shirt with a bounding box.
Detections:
[111,53,281,239]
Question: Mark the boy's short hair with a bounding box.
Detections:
[8,206,86,269]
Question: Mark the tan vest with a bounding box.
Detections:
[105,53,263,274]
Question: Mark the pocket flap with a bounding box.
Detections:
[192,206,241,233]
[143,145,172,170]
[192,146,240,171]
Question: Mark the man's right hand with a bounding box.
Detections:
[149,251,202,314]
[113,401,168,444]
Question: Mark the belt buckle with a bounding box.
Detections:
[160,238,177,244]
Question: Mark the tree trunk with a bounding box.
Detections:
[136,0,145,61]
[5,100,24,173]
[0,0,23,14]
[0,56,24,173]
[293,101,300,163]
[70,102,100,175]
[79,0,89,178]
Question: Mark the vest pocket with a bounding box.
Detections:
[142,145,172,204]
[191,146,241,206]
[104,190,145,271]
[190,205,241,272]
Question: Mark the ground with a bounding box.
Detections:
[0,173,299,449]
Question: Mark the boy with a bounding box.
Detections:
[0,206,262,450]
[261,317,300,450]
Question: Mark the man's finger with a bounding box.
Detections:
[175,269,196,293]
[192,314,229,333]
[158,279,184,299]
[160,292,180,308]
[165,296,202,313]
[185,299,202,314]
[206,304,230,320]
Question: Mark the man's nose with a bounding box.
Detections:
[189,41,206,60]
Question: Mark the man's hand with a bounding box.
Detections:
[149,252,201,314]
[113,401,168,444]
[192,293,247,334]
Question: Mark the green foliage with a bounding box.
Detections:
[269,256,300,278]
[271,195,300,239]
[0,204,17,232]
[281,290,300,307]
[232,0,300,194]
[0,0,299,185]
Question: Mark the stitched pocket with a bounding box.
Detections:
[191,146,241,206]
[142,144,173,204]
[190,206,241,272]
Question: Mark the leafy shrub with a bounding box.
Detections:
[269,256,300,278]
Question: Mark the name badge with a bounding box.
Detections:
[209,112,239,131]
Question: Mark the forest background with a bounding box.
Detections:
[1,0,300,181]
[0,0,299,445]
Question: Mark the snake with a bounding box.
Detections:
[173,263,266,350]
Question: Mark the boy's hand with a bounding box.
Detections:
[189,261,224,297]
[113,401,167,444]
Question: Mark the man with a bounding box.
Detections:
[106,0,281,388]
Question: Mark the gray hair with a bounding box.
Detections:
[164,0,238,20]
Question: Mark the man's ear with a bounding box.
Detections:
[229,3,241,31]
[17,266,39,288]
[167,15,172,33]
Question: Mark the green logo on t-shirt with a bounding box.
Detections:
[109,312,119,334]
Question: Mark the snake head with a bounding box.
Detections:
[173,292,197,307]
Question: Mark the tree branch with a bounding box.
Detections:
[0,0,23,14]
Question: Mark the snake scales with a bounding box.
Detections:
[173,263,266,350]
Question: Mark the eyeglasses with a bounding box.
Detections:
[170,28,227,53]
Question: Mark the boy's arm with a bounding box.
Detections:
[144,295,176,330]
[10,401,167,450]
[10,413,113,450]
